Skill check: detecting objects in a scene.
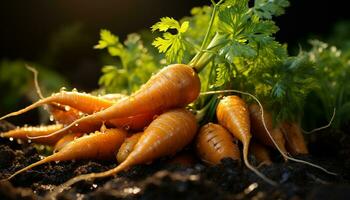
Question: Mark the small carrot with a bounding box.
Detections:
[0,91,115,121]
[50,108,198,195]
[0,124,64,145]
[216,95,276,185]
[280,121,309,155]
[196,123,240,165]
[2,128,127,181]
[248,104,288,160]
[48,104,82,125]
[34,64,200,139]
[116,132,143,163]
[53,132,84,152]
[250,141,272,166]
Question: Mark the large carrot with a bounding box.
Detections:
[2,128,127,181]
[216,95,276,185]
[196,123,240,165]
[32,64,200,139]
[0,124,64,145]
[280,121,309,155]
[248,104,288,160]
[50,108,198,195]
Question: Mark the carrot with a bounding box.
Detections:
[34,64,200,139]
[202,90,337,176]
[216,95,276,185]
[53,132,84,152]
[116,132,143,163]
[2,128,127,181]
[250,142,272,166]
[48,104,82,125]
[100,93,128,102]
[0,91,115,121]
[196,123,240,165]
[50,108,197,195]
[248,103,288,160]
[0,124,64,145]
[280,121,309,155]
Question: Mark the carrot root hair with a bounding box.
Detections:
[201,90,337,176]
[302,108,336,134]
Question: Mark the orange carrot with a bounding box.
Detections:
[250,142,272,166]
[0,124,64,145]
[53,132,84,152]
[248,104,288,160]
[280,121,309,155]
[216,95,276,185]
[2,128,127,181]
[196,123,240,165]
[50,108,198,195]
[35,64,200,139]
[0,91,114,121]
[48,104,82,125]
[116,132,143,163]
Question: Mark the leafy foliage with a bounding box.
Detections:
[95,30,160,94]
[152,17,190,64]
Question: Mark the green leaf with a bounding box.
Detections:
[253,0,290,19]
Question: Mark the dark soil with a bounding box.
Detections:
[1,121,350,200]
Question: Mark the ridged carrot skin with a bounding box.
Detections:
[0,91,115,121]
[248,104,288,159]
[52,108,198,193]
[48,64,200,136]
[196,123,240,165]
[250,142,272,166]
[116,132,143,163]
[281,121,309,155]
[216,96,276,185]
[3,128,127,181]
[53,132,84,152]
[0,124,64,145]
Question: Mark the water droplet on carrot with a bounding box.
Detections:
[60,87,66,92]
[75,123,79,127]
[72,88,78,92]
[49,115,54,121]
[64,106,71,111]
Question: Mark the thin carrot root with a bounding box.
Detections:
[2,128,127,181]
[201,90,338,176]
[0,91,114,121]
[302,108,336,134]
[1,124,64,145]
[49,108,198,197]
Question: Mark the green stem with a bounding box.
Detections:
[189,0,226,72]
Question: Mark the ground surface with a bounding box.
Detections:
[0,121,350,200]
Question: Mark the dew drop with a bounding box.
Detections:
[72,88,78,92]
[28,139,32,143]
[124,125,130,131]
[39,155,45,160]
[49,115,54,121]
[17,139,23,144]
[64,105,71,111]
[9,137,14,141]
[55,161,60,164]
[92,184,98,188]
[60,87,67,92]
[75,123,79,127]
